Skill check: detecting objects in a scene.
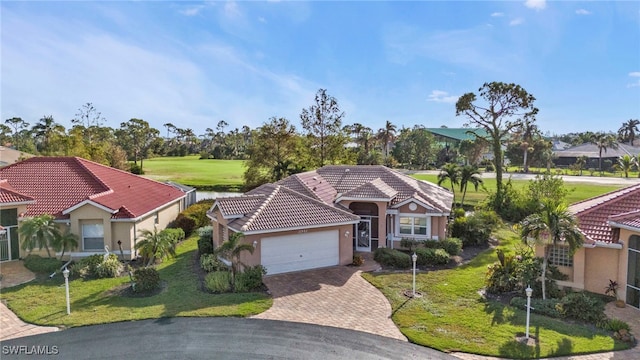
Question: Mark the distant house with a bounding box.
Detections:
[424,128,489,148]
[554,142,640,170]
[0,157,186,262]
[536,184,640,310]
[208,165,453,275]
[0,147,34,167]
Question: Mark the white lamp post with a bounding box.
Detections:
[412,253,418,297]
[525,286,533,339]
[63,267,70,315]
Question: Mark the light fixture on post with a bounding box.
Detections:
[63,267,71,315]
[412,253,418,297]
[253,240,258,248]
[525,285,533,339]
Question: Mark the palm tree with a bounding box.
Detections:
[377,120,397,159]
[135,228,176,266]
[32,115,65,154]
[515,119,539,173]
[618,154,634,178]
[618,119,639,146]
[215,232,255,285]
[53,229,79,260]
[437,163,460,205]
[18,214,60,258]
[458,165,483,207]
[519,201,583,299]
[589,132,618,174]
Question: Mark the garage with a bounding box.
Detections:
[261,230,339,275]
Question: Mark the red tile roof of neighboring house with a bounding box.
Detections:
[569,183,640,243]
[0,179,35,205]
[212,183,360,234]
[608,210,640,231]
[0,157,185,219]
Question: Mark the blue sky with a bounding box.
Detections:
[2,1,639,137]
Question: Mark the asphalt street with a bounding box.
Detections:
[0,317,456,360]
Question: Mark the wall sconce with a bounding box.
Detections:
[345,230,350,238]
[253,240,258,248]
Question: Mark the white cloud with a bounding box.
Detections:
[180,5,205,16]
[575,9,591,15]
[628,72,640,88]
[510,18,525,26]
[491,12,504,17]
[524,0,546,11]
[629,72,640,77]
[258,16,267,23]
[427,90,459,104]
[224,1,242,19]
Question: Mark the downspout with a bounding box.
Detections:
[133,222,138,258]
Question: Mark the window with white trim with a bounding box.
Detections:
[398,216,428,236]
[82,223,104,251]
[548,245,572,267]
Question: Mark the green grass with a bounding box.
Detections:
[141,156,245,191]
[412,174,624,207]
[0,236,272,328]
[362,228,630,358]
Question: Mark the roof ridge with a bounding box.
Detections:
[241,185,280,231]
[278,185,359,219]
[70,157,112,193]
[386,167,446,211]
[570,183,640,215]
[609,209,640,221]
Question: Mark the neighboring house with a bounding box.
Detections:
[208,165,453,275]
[554,142,640,170]
[165,181,197,208]
[0,157,186,261]
[0,146,35,167]
[538,184,640,310]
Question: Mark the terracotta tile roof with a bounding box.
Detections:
[0,179,35,204]
[315,165,452,212]
[609,210,640,230]
[339,177,398,200]
[212,183,359,234]
[569,183,640,243]
[0,157,185,219]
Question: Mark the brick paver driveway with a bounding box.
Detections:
[251,266,407,341]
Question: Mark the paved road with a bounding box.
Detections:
[0,317,455,360]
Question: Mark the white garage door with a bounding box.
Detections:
[261,230,339,275]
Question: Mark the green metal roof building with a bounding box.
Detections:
[424,128,489,146]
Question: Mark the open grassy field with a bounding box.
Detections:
[142,156,245,191]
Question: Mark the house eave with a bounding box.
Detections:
[62,200,117,215]
[0,200,36,207]
[234,220,360,236]
[110,196,185,222]
[608,221,640,234]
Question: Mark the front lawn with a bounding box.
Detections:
[362,228,630,358]
[0,236,272,328]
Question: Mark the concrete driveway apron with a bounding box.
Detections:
[252,266,406,341]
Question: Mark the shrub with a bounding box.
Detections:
[486,250,520,294]
[373,248,411,269]
[23,255,62,274]
[132,267,161,293]
[234,265,266,292]
[200,253,226,272]
[129,163,144,175]
[168,214,196,238]
[450,210,500,246]
[352,254,364,266]
[181,201,214,228]
[95,255,123,278]
[557,292,605,323]
[452,208,466,219]
[598,318,631,332]
[415,248,450,266]
[70,254,105,278]
[440,238,462,256]
[400,238,420,252]
[485,164,495,171]
[162,228,185,244]
[510,297,562,318]
[205,271,231,293]
[197,226,214,255]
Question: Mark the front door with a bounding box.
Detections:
[356,220,371,252]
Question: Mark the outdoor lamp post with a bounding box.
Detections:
[63,267,70,315]
[525,286,533,339]
[412,253,418,297]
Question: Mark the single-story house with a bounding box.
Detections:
[0,146,35,167]
[0,157,186,261]
[207,165,453,275]
[554,142,640,170]
[537,184,640,310]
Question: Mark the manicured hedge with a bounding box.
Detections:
[373,248,411,269]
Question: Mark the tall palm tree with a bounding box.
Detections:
[618,119,639,146]
[515,119,539,173]
[215,232,255,285]
[458,165,483,207]
[589,132,618,174]
[618,154,634,178]
[32,115,65,154]
[135,228,176,266]
[437,163,460,205]
[519,201,583,299]
[19,214,60,258]
[377,120,397,158]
